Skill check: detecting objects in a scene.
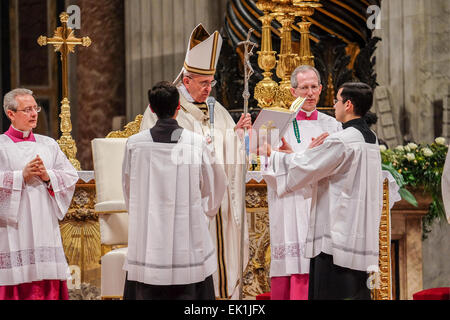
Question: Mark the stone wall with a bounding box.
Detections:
[67,0,126,169]
[422,220,450,289]
[375,0,450,294]
[124,0,228,122]
[375,0,450,144]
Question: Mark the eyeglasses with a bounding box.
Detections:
[295,85,320,93]
[186,76,217,89]
[14,106,42,114]
[333,99,345,105]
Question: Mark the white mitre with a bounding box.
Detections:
[173,23,223,85]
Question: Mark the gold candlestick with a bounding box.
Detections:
[254,0,279,109]
[292,0,322,67]
[38,12,92,170]
[272,1,298,109]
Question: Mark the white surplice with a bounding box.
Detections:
[140,87,248,298]
[269,126,383,272]
[122,129,227,286]
[0,134,78,285]
[262,112,342,277]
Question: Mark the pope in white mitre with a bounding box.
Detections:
[140,24,251,299]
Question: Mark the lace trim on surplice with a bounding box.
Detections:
[0,172,14,211]
[0,247,67,270]
[271,243,306,260]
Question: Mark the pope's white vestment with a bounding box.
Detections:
[0,134,78,285]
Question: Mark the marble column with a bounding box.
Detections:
[124,0,228,122]
[74,0,125,169]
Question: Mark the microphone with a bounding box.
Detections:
[206,96,215,145]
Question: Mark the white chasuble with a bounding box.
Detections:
[269,127,383,272]
[263,112,342,277]
[0,134,78,285]
[122,129,227,285]
[140,91,248,298]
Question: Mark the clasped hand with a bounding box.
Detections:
[23,155,50,184]
[257,133,329,157]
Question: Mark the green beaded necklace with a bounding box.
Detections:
[292,119,301,143]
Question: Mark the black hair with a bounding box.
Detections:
[363,111,378,127]
[339,82,373,117]
[148,81,180,119]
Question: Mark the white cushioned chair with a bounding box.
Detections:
[91,138,128,299]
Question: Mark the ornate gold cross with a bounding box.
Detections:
[37,12,92,170]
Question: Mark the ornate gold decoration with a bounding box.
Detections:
[254,1,279,109]
[106,114,143,138]
[243,179,271,298]
[254,0,322,110]
[38,12,92,170]
[324,72,335,107]
[245,185,268,209]
[60,180,101,286]
[293,1,321,67]
[345,42,360,71]
[243,210,271,298]
[371,178,392,300]
[58,98,81,170]
[273,3,298,109]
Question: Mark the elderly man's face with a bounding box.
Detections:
[183,74,215,103]
[290,69,322,112]
[7,94,39,131]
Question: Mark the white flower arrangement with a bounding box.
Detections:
[406,153,415,161]
[422,147,433,157]
[407,143,418,150]
[435,137,446,145]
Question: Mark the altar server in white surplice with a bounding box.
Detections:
[123,81,227,300]
[263,82,382,300]
[139,24,251,299]
[0,88,78,300]
[262,66,342,300]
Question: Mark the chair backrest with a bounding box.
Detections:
[92,138,128,245]
[92,138,127,211]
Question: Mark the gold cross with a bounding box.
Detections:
[261,120,276,131]
[37,12,92,170]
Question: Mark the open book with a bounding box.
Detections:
[251,96,306,148]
